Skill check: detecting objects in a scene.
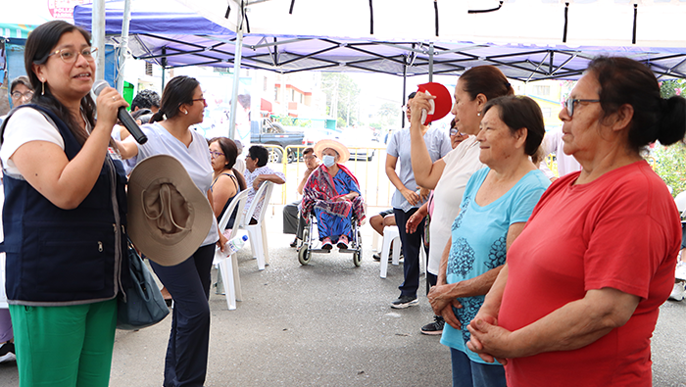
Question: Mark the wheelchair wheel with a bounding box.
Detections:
[352,250,361,267]
[298,245,311,265]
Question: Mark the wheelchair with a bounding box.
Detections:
[297,210,362,267]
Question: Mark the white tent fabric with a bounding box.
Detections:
[178,0,686,48]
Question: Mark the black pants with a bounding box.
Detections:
[394,208,427,298]
[150,244,214,387]
[283,201,305,239]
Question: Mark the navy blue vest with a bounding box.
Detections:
[2,105,128,305]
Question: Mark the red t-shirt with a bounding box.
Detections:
[499,160,681,387]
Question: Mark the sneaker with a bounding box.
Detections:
[337,235,349,250]
[0,342,16,363]
[420,316,445,335]
[289,237,299,248]
[321,237,333,250]
[373,249,403,262]
[391,295,419,309]
[669,281,685,301]
[676,261,686,281]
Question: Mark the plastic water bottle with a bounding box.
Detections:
[226,235,248,254]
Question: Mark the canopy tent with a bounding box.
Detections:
[74,0,686,81]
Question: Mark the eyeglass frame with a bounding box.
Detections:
[192,98,206,104]
[11,91,34,100]
[46,46,98,63]
[450,128,465,137]
[209,150,224,158]
[303,154,317,161]
[564,98,601,117]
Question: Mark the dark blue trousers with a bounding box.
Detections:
[151,244,215,387]
[394,208,426,298]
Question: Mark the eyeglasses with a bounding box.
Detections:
[209,150,224,158]
[11,91,33,101]
[303,155,316,161]
[192,98,206,104]
[47,47,98,63]
[564,98,601,117]
[450,128,465,136]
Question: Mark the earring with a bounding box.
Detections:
[41,80,45,96]
[477,112,481,117]
[183,110,188,115]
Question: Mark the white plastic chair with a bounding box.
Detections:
[379,225,402,278]
[214,190,249,310]
[238,181,275,271]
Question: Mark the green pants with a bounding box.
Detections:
[9,299,117,387]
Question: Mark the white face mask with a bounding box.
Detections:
[323,154,336,167]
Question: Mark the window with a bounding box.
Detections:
[541,107,552,118]
[533,85,550,96]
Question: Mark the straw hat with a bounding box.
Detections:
[127,155,213,266]
[314,139,350,163]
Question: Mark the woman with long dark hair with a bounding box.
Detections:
[209,136,246,233]
[0,20,128,386]
[118,75,225,387]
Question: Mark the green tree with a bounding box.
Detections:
[377,101,400,128]
[653,143,686,197]
[321,73,361,128]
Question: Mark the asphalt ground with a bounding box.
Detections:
[1,206,685,386]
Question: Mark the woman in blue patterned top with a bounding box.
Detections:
[428,96,550,387]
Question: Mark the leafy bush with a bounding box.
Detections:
[653,142,686,197]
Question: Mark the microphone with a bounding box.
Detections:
[92,80,148,144]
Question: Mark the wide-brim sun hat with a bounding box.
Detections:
[314,139,350,164]
[127,154,213,266]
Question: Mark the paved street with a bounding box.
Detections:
[0,207,685,386]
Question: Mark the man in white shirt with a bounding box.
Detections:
[244,145,286,224]
[283,147,320,247]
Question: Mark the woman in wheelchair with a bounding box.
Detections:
[302,139,366,250]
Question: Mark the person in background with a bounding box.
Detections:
[117,75,225,387]
[386,91,452,309]
[244,145,285,224]
[1,20,128,386]
[429,95,550,387]
[233,139,246,175]
[467,57,685,387]
[209,137,247,234]
[130,88,160,113]
[301,139,364,250]
[0,75,35,364]
[409,66,514,334]
[283,147,320,247]
[449,118,470,149]
[370,209,399,261]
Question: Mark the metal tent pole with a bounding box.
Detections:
[92,0,106,82]
[428,42,434,82]
[228,5,245,140]
[401,63,407,128]
[116,0,132,93]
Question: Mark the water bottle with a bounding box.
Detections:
[226,235,248,254]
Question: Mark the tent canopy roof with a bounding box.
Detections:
[73,0,686,81]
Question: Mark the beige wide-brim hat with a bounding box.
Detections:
[127,154,213,266]
[314,139,350,164]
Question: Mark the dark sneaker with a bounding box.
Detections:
[373,249,403,262]
[289,237,299,248]
[390,295,419,309]
[0,342,16,363]
[421,316,445,335]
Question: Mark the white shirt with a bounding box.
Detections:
[542,128,581,177]
[1,108,65,178]
[128,122,219,247]
[428,136,485,275]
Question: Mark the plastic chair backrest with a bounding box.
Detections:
[217,190,249,240]
[243,181,274,227]
[675,191,686,218]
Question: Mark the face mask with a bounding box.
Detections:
[323,155,336,167]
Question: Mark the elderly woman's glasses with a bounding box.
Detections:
[11,91,33,101]
[450,128,464,136]
[209,150,224,158]
[47,47,98,63]
[564,98,601,117]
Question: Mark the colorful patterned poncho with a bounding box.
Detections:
[302,164,366,223]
